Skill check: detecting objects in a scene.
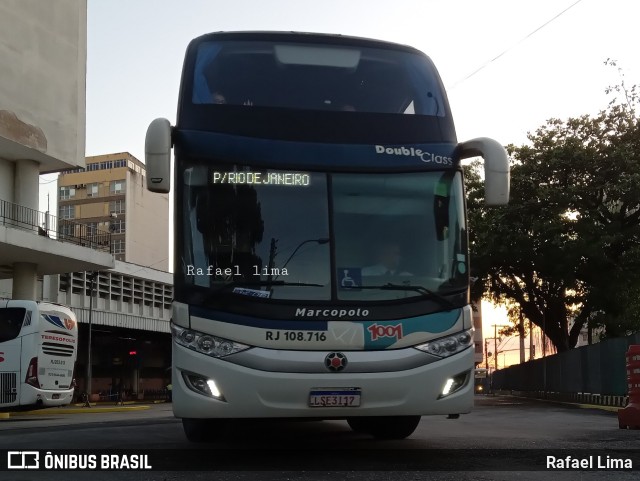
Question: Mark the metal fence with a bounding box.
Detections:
[492,331,640,397]
[0,198,111,253]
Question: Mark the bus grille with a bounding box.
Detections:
[0,372,18,404]
[42,342,74,357]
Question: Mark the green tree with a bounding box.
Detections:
[467,73,640,351]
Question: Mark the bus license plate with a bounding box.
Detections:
[52,394,60,399]
[309,388,361,407]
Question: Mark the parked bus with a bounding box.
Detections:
[0,300,78,410]
[145,31,509,441]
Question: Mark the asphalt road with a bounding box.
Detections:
[0,395,637,481]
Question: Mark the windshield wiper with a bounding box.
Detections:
[213,280,324,294]
[354,283,456,309]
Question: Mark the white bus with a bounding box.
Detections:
[0,300,79,410]
[146,31,509,441]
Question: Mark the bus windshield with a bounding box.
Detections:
[179,163,467,303]
[191,39,447,116]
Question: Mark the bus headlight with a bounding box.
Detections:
[172,323,250,358]
[181,372,225,400]
[414,329,474,358]
[438,371,470,398]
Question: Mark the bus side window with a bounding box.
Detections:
[0,307,26,342]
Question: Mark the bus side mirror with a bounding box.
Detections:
[457,138,510,206]
[145,118,172,193]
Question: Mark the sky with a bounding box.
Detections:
[81,0,640,159]
[39,0,640,193]
[37,0,640,347]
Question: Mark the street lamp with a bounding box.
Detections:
[84,271,97,407]
[272,238,330,282]
[281,238,330,271]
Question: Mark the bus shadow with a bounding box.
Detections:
[193,418,430,449]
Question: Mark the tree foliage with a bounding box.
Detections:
[467,67,640,351]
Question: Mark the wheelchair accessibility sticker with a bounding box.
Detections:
[338,268,361,289]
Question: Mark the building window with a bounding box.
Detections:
[87,182,100,197]
[84,159,130,172]
[85,222,98,235]
[110,218,125,234]
[109,200,125,215]
[59,186,76,200]
[60,273,70,292]
[112,238,125,254]
[59,221,75,238]
[59,205,74,219]
[110,179,125,194]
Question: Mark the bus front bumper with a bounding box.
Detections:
[171,343,473,419]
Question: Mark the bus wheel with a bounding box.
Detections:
[350,416,421,440]
[346,417,370,433]
[182,418,228,442]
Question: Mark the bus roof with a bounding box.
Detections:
[189,31,425,56]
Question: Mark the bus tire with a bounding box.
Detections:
[182,418,228,442]
[346,417,370,433]
[350,416,421,440]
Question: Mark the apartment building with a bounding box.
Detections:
[55,153,171,397]
[57,152,169,270]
